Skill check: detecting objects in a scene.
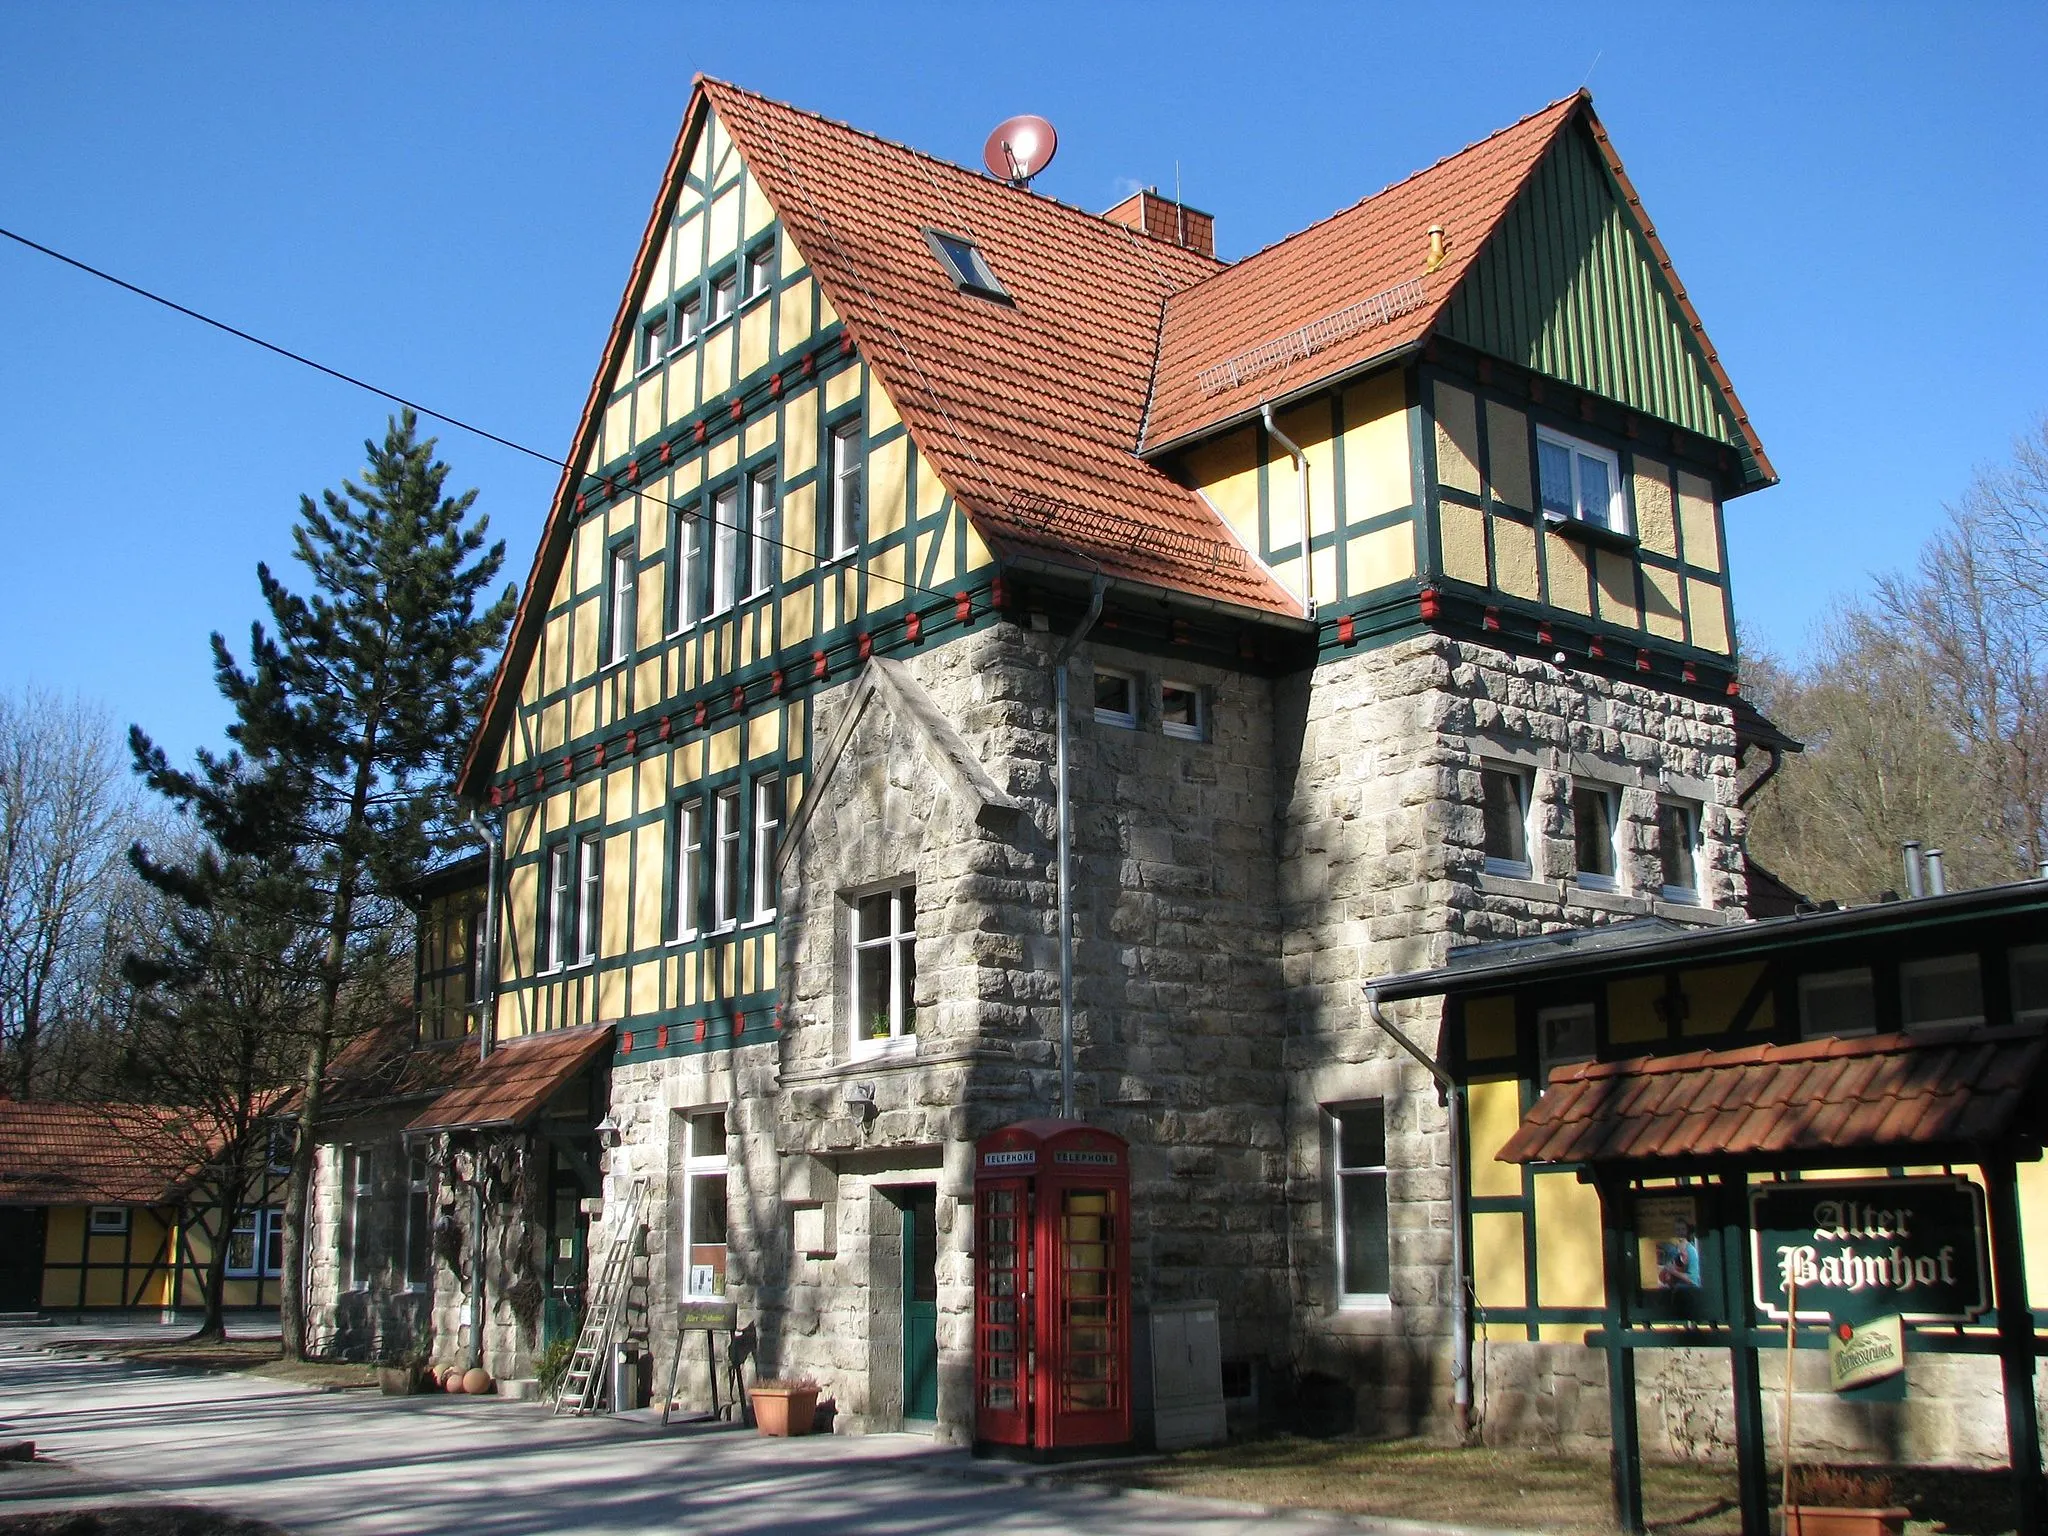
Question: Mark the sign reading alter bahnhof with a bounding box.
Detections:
[1751,1176,1990,1324]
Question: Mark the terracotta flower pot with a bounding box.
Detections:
[1784,1506,1912,1536]
[748,1382,820,1437]
[462,1368,493,1395]
[377,1365,422,1396]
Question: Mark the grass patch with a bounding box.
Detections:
[63,1338,375,1391]
[1076,1437,2027,1535]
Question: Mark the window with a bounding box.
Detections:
[605,544,636,667]
[228,1207,285,1280]
[1901,954,1984,1030]
[2012,944,2048,1023]
[744,242,775,301]
[1537,427,1627,534]
[1657,800,1702,902]
[747,468,778,599]
[338,1147,377,1290]
[709,269,737,325]
[852,884,916,1050]
[402,1153,431,1291]
[1537,1003,1597,1080]
[671,798,704,940]
[1481,766,1534,877]
[1571,783,1618,889]
[681,1110,729,1297]
[89,1206,129,1235]
[1330,1104,1388,1300]
[713,787,741,931]
[544,842,574,972]
[922,228,1009,301]
[575,833,601,964]
[1160,681,1204,741]
[265,1122,296,1175]
[675,293,702,349]
[639,314,668,373]
[668,506,703,633]
[1799,968,1876,1040]
[751,775,782,922]
[1093,669,1137,727]
[710,484,741,614]
[828,420,863,556]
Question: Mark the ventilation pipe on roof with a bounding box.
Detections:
[1363,984,1472,1442]
[1261,403,1317,619]
[1426,224,1451,274]
[1902,840,1927,901]
[1924,848,1948,897]
[1053,572,1107,1121]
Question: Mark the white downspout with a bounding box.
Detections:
[1365,984,1473,1441]
[1261,402,1316,619]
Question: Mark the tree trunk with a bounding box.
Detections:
[196,1165,249,1341]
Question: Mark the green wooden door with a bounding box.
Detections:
[903,1188,938,1420]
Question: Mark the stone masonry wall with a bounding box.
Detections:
[307,1112,434,1364]
[1278,634,1743,1438]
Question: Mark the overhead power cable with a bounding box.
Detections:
[0,222,969,610]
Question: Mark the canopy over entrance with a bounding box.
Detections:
[406,1023,614,1136]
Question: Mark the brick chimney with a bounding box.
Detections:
[1102,187,1215,259]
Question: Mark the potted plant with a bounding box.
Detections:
[748,1377,822,1437]
[1784,1466,1911,1536]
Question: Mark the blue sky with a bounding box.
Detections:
[3,4,2044,762]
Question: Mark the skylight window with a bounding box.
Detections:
[922,228,1009,301]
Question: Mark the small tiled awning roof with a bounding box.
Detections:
[1499,1027,2048,1170]
[404,1023,613,1136]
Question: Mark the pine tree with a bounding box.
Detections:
[132,411,514,1357]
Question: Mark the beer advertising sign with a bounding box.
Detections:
[1750,1176,1989,1324]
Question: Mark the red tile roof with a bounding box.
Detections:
[320,1017,479,1119]
[0,1102,221,1207]
[702,80,1300,621]
[1498,1027,2048,1168]
[404,1023,612,1135]
[1145,96,1578,451]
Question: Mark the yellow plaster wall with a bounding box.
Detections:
[1675,471,1722,572]
[1440,503,1489,587]
[1491,514,1540,602]
[1632,459,1679,559]
[1340,376,1411,521]
[1433,383,1482,494]
[1532,1171,1605,1309]
[1472,1211,1528,1310]
[1607,976,1667,1045]
[1464,994,1518,1061]
[1466,1078,1526,1199]
[1543,534,1592,615]
[1594,549,1638,627]
[1642,565,1686,641]
[1485,400,1532,512]
[1687,578,1731,654]
[1184,427,1261,551]
[1347,523,1415,596]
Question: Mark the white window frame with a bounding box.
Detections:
[1570,781,1619,891]
[710,484,741,614]
[1160,680,1205,741]
[1329,1103,1389,1306]
[227,1205,285,1281]
[681,1110,729,1298]
[712,786,741,932]
[1900,954,1985,1031]
[337,1145,374,1290]
[605,543,636,668]
[401,1152,431,1292]
[89,1205,129,1235]
[638,313,667,374]
[575,833,601,965]
[669,505,702,634]
[671,798,704,942]
[850,884,917,1058]
[750,775,782,923]
[709,269,737,325]
[1798,967,1877,1041]
[829,420,863,558]
[1537,1002,1597,1081]
[675,293,702,350]
[1480,764,1537,879]
[544,842,574,973]
[1093,668,1137,728]
[746,468,777,599]
[1657,798,1703,904]
[743,242,775,303]
[1536,426,1628,534]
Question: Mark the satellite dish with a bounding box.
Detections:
[983,115,1058,187]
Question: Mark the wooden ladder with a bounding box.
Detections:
[551,1175,647,1416]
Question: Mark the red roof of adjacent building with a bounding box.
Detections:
[1498,1027,2048,1168]
[403,1023,612,1135]
[0,1102,220,1207]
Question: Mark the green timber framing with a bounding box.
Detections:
[1375,880,2048,1534]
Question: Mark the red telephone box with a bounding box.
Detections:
[973,1119,1131,1453]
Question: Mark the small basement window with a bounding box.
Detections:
[922,228,1009,301]
[1093,669,1137,728]
[1160,681,1205,741]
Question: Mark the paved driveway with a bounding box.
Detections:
[0,1339,1395,1536]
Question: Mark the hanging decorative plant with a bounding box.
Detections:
[504,1274,544,1331]
[431,1209,467,1282]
